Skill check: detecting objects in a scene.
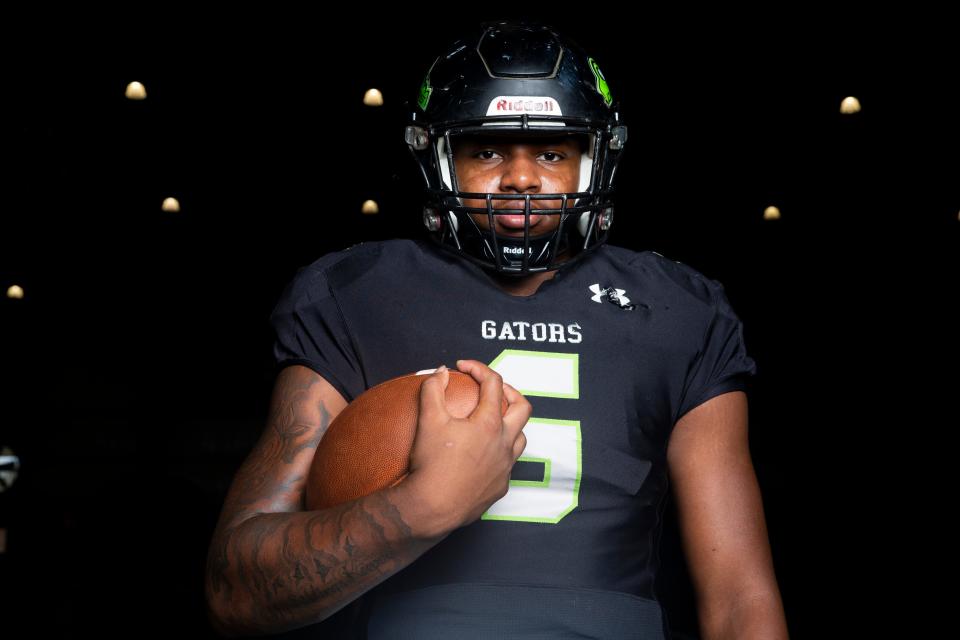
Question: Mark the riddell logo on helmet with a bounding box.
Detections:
[503,245,533,256]
[486,96,563,116]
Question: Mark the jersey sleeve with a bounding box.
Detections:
[675,280,757,424]
[268,263,365,403]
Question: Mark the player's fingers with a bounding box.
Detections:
[500,380,525,406]
[418,365,450,422]
[501,382,533,438]
[457,359,504,425]
[512,430,528,460]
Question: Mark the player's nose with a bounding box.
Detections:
[498,153,541,194]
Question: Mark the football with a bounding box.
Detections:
[304,368,506,511]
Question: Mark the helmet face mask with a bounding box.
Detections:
[405,21,627,276]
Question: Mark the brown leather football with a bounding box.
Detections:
[304,368,508,511]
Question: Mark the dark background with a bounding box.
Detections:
[1,8,956,638]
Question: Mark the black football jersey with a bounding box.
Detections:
[268,238,758,639]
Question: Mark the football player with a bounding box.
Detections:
[205,20,788,639]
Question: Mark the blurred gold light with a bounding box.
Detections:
[125,81,147,100]
[363,88,384,107]
[840,96,861,114]
[763,205,781,220]
[6,285,24,299]
[362,200,380,215]
[162,197,181,212]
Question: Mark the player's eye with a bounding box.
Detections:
[540,151,565,162]
[475,150,500,160]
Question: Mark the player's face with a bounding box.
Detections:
[453,134,583,237]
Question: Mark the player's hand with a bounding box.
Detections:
[405,359,531,532]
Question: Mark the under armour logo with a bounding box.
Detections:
[589,283,637,310]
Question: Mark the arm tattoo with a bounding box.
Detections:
[206,367,437,634]
[229,368,332,517]
[209,489,427,634]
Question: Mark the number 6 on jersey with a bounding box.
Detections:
[483,349,582,524]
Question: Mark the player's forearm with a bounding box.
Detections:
[205,481,450,637]
[702,591,789,640]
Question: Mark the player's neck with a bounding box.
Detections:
[490,268,559,297]
[489,248,573,296]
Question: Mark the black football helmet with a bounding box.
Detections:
[404,21,628,276]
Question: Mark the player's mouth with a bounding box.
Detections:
[497,213,543,230]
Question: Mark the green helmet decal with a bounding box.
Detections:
[417,73,433,111]
[588,58,612,107]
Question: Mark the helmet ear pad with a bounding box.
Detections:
[574,132,595,238]
[576,211,591,236]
